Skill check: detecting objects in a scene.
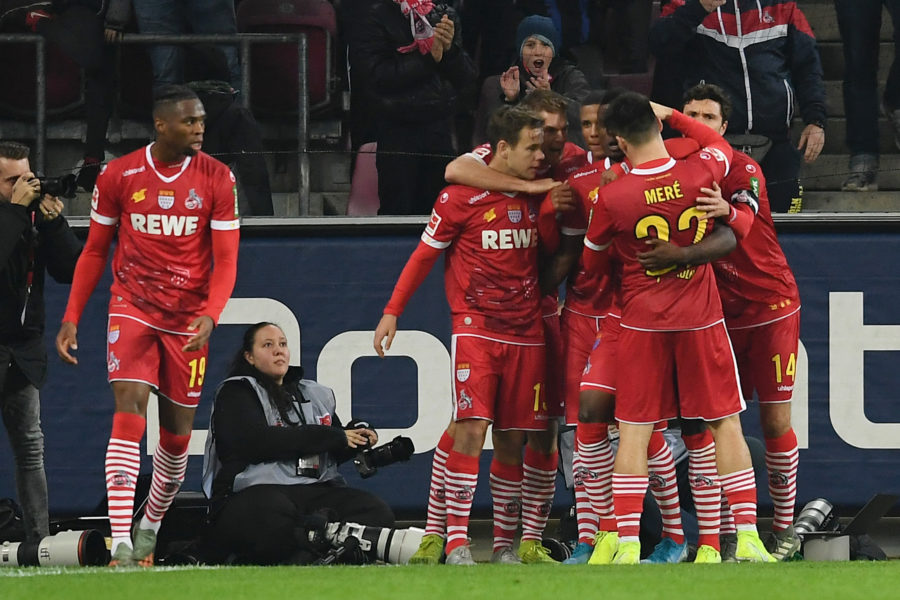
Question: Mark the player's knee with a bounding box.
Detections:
[577,391,614,423]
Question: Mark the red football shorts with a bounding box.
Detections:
[727,310,800,404]
[107,296,208,408]
[614,321,745,424]
[451,334,549,431]
[561,308,603,425]
[579,314,621,398]
[543,313,565,418]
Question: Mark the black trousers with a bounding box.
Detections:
[203,482,395,565]
[759,138,803,214]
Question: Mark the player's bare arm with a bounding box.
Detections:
[695,181,729,218]
[649,101,674,122]
[636,224,736,271]
[445,155,557,194]
[373,314,398,358]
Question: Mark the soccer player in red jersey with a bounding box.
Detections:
[55,85,240,567]
[582,92,774,564]
[375,106,552,566]
[639,83,802,561]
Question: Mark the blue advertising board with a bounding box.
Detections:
[0,220,898,518]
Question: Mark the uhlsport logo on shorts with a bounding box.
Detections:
[456,363,470,382]
[108,324,120,344]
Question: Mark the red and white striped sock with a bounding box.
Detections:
[490,459,522,550]
[577,422,616,532]
[444,451,479,554]
[424,430,454,537]
[647,431,685,544]
[521,447,557,542]
[765,428,799,532]
[105,412,146,551]
[720,495,737,535]
[139,429,190,533]
[683,430,721,550]
[573,442,599,544]
[612,472,648,542]
[720,468,758,530]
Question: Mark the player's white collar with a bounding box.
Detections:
[145,143,192,183]
[629,157,675,175]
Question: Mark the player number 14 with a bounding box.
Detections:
[771,353,796,384]
[189,357,207,388]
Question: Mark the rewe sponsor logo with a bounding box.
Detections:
[481,228,538,249]
[131,213,200,236]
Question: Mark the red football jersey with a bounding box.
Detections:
[585,149,730,331]
[91,144,239,326]
[714,151,800,327]
[423,186,544,343]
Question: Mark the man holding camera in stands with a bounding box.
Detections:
[201,322,402,565]
[0,141,82,544]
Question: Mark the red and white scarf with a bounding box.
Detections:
[394,0,436,55]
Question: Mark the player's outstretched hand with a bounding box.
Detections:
[523,178,559,195]
[373,314,398,358]
[183,315,214,352]
[56,322,79,365]
[636,238,686,271]
[696,181,729,218]
[649,101,673,121]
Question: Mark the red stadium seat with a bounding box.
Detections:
[236,0,337,114]
[347,142,379,216]
[0,42,83,116]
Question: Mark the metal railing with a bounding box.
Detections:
[0,32,311,215]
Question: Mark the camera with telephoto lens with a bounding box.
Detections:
[1,530,108,567]
[353,435,414,479]
[36,174,77,199]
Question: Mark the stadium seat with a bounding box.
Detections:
[347,142,379,216]
[236,0,337,114]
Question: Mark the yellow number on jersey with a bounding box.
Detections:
[188,357,207,388]
[634,206,710,277]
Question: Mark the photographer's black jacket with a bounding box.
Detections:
[206,365,359,503]
[0,202,81,388]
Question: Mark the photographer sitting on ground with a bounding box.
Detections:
[201,322,395,565]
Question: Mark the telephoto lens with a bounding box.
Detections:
[794,498,837,536]
[1,530,108,567]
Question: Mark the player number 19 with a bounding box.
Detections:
[771,353,796,384]
[189,357,207,388]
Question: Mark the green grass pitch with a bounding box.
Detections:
[2,562,899,600]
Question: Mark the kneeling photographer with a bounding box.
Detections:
[201,322,414,565]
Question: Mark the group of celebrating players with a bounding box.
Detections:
[374,83,801,566]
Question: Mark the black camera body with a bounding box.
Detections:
[353,435,414,479]
[36,174,77,199]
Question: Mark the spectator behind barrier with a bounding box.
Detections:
[201,322,396,565]
[472,14,591,147]
[346,0,476,215]
[0,141,82,544]
[649,0,826,213]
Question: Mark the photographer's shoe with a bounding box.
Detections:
[769,525,802,562]
[131,528,157,567]
[408,533,444,565]
[517,540,557,564]
[108,542,136,567]
[491,546,522,564]
[445,544,476,566]
[735,530,776,563]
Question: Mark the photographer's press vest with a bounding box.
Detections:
[202,376,343,498]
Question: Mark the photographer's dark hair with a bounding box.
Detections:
[487,105,543,152]
[230,322,299,425]
[0,141,29,161]
[683,82,733,123]
[152,84,201,118]
[604,92,659,146]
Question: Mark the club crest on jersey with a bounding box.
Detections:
[185,188,203,210]
[456,363,470,382]
[528,206,537,222]
[318,414,332,426]
[108,324,120,344]
[507,204,522,223]
[131,188,146,203]
[483,207,497,223]
[157,189,175,209]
